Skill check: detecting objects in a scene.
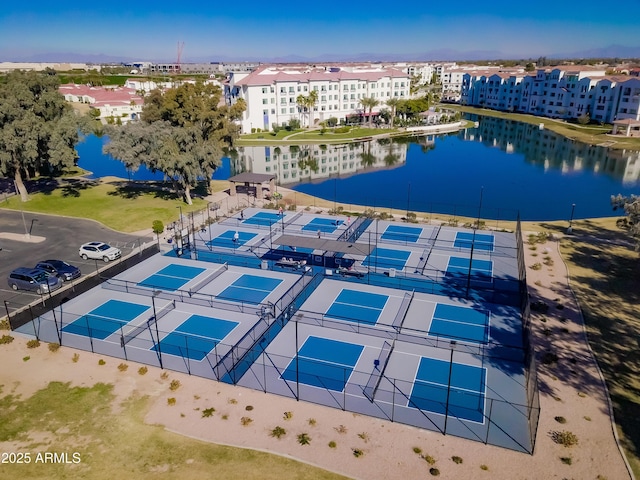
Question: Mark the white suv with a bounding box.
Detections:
[79,242,122,262]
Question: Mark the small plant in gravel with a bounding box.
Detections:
[452,456,463,464]
[169,380,181,391]
[283,411,293,420]
[245,405,254,411]
[352,448,364,458]
[98,359,106,365]
[307,418,316,426]
[160,372,169,380]
[584,416,592,422]
[201,407,216,418]
[240,416,253,426]
[480,464,489,471]
[551,430,579,447]
[543,256,554,266]
[48,343,60,352]
[26,339,40,349]
[357,432,369,443]
[297,433,311,445]
[221,414,228,420]
[228,398,238,404]
[554,416,567,424]
[270,426,286,439]
[23,356,30,362]
[0,335,15,344]
[167,397,176,406]
[72,353,80,363]
[530,262,542,270]
[334,424,347,434]
[429,467,440,476]
[328,441,337,448]
[117,363,128,372]
[534,280,543,286]
[423,454,436,465]
[560,456,572,465]
[413,447,422,454]
[138,366,148,375]
[577,392,587,398]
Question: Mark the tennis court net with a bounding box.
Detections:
[190,262,228,294]
[120,300,176,345]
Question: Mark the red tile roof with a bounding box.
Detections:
[59,84,143,107]
[235,66,409,87]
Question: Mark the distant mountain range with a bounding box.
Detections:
[3,45,639,64]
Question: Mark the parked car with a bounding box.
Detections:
[35,260,81,282]
[7,267,63,294]
[78,242,122,262]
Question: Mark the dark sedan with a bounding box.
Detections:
[35,260,81,282]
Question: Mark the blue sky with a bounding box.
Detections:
[0,1,636,60]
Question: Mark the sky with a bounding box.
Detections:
[0,1,637,61]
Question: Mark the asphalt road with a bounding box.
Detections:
[0,210,148,314]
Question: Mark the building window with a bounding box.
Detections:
[262,87,267,94]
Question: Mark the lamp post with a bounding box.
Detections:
[151,290,163,369]
[567,203,576,234]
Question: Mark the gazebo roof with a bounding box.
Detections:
[228,173,276,184]
[613,118,640,126]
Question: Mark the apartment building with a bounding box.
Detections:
[460,67,640,124]
[59,84,143,124]
[227,65,411,134]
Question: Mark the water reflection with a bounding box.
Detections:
[462,115,640,186]
[228,139,408,185]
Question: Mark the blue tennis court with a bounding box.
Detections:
[207,230,257,249]
[381,225,423,243]
[62,299,149,340]
[325,288,388,325]
[429,303,490,343]
[243,211,282,227]
[454,232,495,251]
[446,256,493,281]
[154,314,239,361]
[138,264,206,291]
[362,247,411,270]
[281,336,364,391]
[218,274,282,304]
[409,357,486,423]
[302,217,343,234]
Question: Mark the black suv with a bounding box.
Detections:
[35,260,81,282]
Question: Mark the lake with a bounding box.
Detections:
[76,116,640,221]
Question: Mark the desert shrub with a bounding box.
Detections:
[297,433,311,445]
[542,351,559,365]
[480,464,489,470]
[560,456,572,465]
[23,356,30,362]
[552,430,578,447]
[352,448,364,458]
[240,416,253,426]
[228,398,238,404]
[167,397,176,406]
[245,405,254,411]
[530,262,542,270]
[48,343,60,352]
[423,454,436,465]
[413,447,422,454]
[169,380,181,391]
[452,456,463,464]
[26,339,40,349]
[270,426,286,439]
[357,432,369,443]
[0,335,15,344]
[584,416,592,421]
[72,353,80,363]
[117,363,128,371]
[429,468,440,476]
[328,441,337,448]
[138,366,148,375]
[554,416,567,424]
[98,359,106,365]
[334,425,347,434]
[308,418,316,426]
[201,407,215,418]
[283,411,293,420]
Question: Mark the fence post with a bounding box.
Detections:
[485,399,493,444]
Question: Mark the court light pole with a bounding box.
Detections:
[152,290,163,369]
[176,205,184,254]
[567,203,576,234]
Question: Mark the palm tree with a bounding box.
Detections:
[359,97,380,128]
[386,98,401,128]
[296,94,307,127]
[307,90,319,128]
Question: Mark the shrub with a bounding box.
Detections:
[412,447,422,454]
[530,262,542,270]
[452,456,463,464]
[584,416,592,421]
[560,456,572,465]
[169,380,181,391]
[0,318,10,330]
[138,366,148,375]
[23,356,30,362]
[270,426,286,439]
[357,432,369,443]
[245,405,254,411]
[0,335,15,344]
[26,339,40,349]
[552,430,578,447]
[542,351,559,365]
[228,398,238,404]
[48,343,60,352]
[221,414,228,420]
[429,468,440,476]
[480,464,489,471]
[554,416,567,424]
[72,353,80,363]
[352,448,364,458]
[240,416,253,426]
[308,418,316,426]
[160,372,169,380]
[334,425,347,434]
[167,397,176,406]
[118,363,128,372]
[424,454,436,465]
[297,433,311,445]
[201,408,215,418]
[152,220,164,236]
[283,411,293,420]
[328,440,337,448]
[98,359,106,365]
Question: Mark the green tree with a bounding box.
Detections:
[359,97,379,128]
[524,62,536,72]
[104,81,245,204]
[611,194,640,251]
[0,70,87,201]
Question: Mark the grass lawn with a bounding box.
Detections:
[237,127,399,145]
[0,179,207,233]
[533,217,640,477]
[0,381,347,480]
[239,129,303,141]
[448,105,640,150]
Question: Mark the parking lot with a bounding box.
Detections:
[0,210,149,314]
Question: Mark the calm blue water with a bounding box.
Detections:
[75,116,640,221]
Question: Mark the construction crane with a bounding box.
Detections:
[176,41,185,74]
